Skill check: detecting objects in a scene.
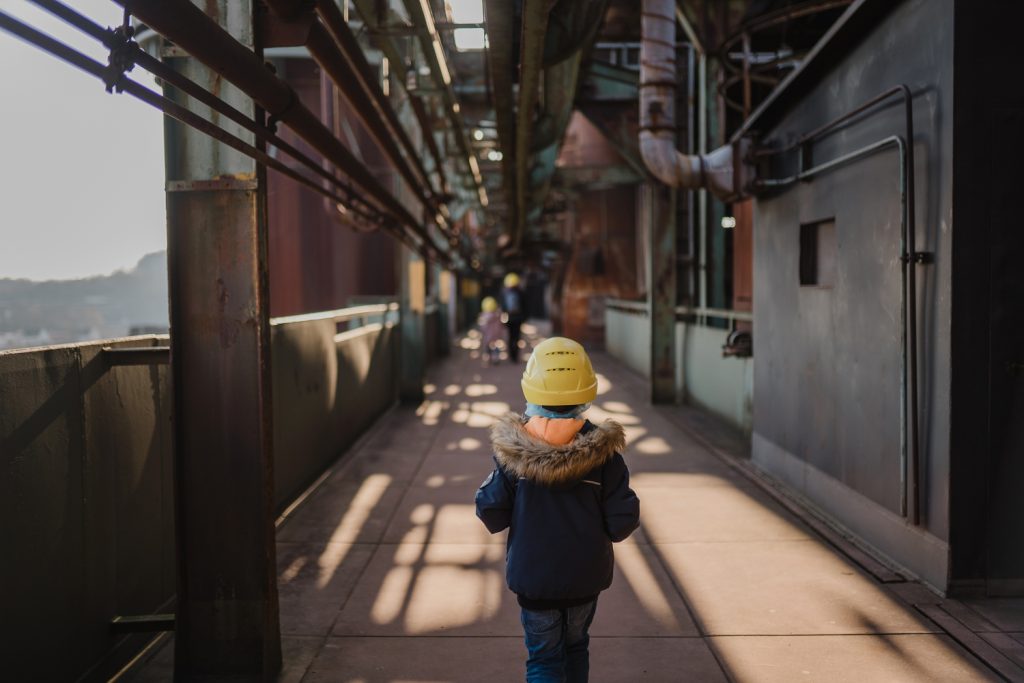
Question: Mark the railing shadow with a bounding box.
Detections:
[265,329,1001,683]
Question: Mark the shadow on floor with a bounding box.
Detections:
[124,324,1010,682]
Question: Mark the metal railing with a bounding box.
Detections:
[676,306,753,325]
[605,299,649,316]
[269,302,399,328]
[100,303,400,366]
[605,298,753,326]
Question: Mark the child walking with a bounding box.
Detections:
[478,296,505,364]
[475,337,640,682]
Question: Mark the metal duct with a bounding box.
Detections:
[639,0,745,198]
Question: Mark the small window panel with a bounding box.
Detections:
[799,219,836,287]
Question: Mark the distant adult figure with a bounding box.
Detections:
[501,272,526,362]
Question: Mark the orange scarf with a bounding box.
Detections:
[524,416,585,445]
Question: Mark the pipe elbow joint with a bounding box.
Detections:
[639,131,703,187]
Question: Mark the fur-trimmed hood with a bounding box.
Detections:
[490,412,626,486]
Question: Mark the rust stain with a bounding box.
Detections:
[216,277,238,348]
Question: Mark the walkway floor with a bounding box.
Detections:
[127,325,1022,682]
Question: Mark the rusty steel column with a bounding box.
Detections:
[399,246,427,403]
[162,0,281,677]
[647,183,677,403]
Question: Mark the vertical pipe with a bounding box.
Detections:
[697,54,708,311]
[162,0,281,676]
[686,45,697,308]
[649,182,677,403]
[897,138,909,520]
[399,245,426,403]
[741,32,752,120]
[903,89,920,525]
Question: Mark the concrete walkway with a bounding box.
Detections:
[128,326,1014,682]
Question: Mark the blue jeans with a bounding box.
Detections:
[520,600,598,683]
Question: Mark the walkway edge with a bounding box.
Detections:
[654,402,1024,682]
[652,403,909,585]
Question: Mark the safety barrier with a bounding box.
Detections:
[0,303,399,680]
[605,299,753,431]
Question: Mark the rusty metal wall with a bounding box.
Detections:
[0,338,174,681]
[266,59,397,318]
[271,319,398,507]
[751,0,954,590]
[0,318,400,678]
[560,185,640,346]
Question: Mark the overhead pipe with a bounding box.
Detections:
[268,6,468,255]
[0,7,402,244]
[262,0,458,251]
[399,0,487,208]
[512,0,552,248]
[482,0,517,239]
[639,0,749,199]
[111,0,449,261]
[310,1,439,199]
[305,22,436,207]
[346,0,451,196]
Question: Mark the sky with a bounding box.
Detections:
[448,0,485,50]
[0,0,166,281]
[0,0,485,281]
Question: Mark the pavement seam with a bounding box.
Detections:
[317,634,708,639]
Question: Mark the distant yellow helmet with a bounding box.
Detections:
[521,337,598,406]
[481,296,498,313]
[504,272,520,288]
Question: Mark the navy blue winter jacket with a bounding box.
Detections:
[475,414,641,605]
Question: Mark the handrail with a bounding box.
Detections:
[269,302,399,327]
[103,345,171,366]
[4,307,399,366]
[605,299,649,315]
[607,299,755,324]
[676,306,753,323]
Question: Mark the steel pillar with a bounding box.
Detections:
[162,1,281,677]
[399,246,427,403]
[647,183,677,403]
[437,266,453,356]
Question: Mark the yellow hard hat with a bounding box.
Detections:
[521,337,598,405]
[481,296,498,312]
[504,272,520,288]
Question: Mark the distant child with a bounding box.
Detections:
[501,272,527,362]
[476,337,640,682]
[478,296,505,364]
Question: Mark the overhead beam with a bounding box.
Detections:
[115,0,448,261]
[483,0,517,241]
[400,0,487,207]
[513,0,552,248]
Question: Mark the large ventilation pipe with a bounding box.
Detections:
[640,0,746,198]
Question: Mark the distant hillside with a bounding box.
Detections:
[0,251,169,349]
